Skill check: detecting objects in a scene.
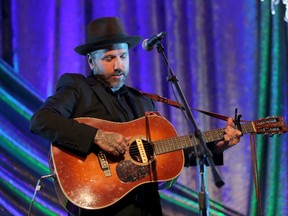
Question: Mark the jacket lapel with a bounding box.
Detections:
[87,76,121,121]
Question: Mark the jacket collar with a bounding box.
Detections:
[87,75,127,121]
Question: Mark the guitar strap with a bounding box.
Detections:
[141,91,249,122]
[142,91,262,212]
[250,134,263,216]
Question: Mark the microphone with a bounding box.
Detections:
[142,31,167,51]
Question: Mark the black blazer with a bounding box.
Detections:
[30,73,223,165]
[30,73,156,154]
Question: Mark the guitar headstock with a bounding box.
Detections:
[254,116,288,136]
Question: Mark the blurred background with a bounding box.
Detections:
[0,0,287,215]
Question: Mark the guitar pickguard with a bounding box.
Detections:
[116,138,156,183]
[116,160,153,182]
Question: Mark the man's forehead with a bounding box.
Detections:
[91,43,128,55]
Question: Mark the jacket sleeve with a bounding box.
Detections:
[30,73,97,155]
[183,142,223,166]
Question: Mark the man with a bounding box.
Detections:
[30,17,242,216]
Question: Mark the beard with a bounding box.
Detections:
[106,75,127,91]
[94,70,128,92]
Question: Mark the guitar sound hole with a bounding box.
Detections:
[129,139,154,163]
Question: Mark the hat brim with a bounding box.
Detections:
[74,35,142,55]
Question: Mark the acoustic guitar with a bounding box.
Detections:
[49,112,288,212]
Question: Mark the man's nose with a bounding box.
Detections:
[114,58,121,70]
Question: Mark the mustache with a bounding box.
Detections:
[112,70,125,76]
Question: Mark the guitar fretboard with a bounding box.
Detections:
[154,122,255,155]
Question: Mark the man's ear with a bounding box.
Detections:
[87,54,94,69]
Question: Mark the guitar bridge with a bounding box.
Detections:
[97,151,112,177]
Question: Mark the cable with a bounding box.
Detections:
[27,173,54,216]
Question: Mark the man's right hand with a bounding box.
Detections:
[94,129,130,156]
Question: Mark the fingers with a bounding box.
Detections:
[214,118,243,153]
[226,117,242,136]
[114,135,129,154]
[226,117,234,127]
[223,133,240,146]
[94,130,130,156]
[224,124,242,147]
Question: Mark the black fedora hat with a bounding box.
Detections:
[74,17,142,55]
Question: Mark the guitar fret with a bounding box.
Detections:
[241,123,255,134]
[203,128,224,143]
[154,135,193,154]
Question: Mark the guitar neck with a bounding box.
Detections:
[154,122,255,155]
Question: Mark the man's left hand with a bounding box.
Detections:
[214,117,242,153]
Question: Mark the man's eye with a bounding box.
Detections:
[103,56,113,61]
[121,53,128,59]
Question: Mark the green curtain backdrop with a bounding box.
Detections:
[250,2,288,216]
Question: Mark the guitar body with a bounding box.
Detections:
[50,113,184,211]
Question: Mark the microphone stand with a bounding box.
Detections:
[155,42,225,215]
